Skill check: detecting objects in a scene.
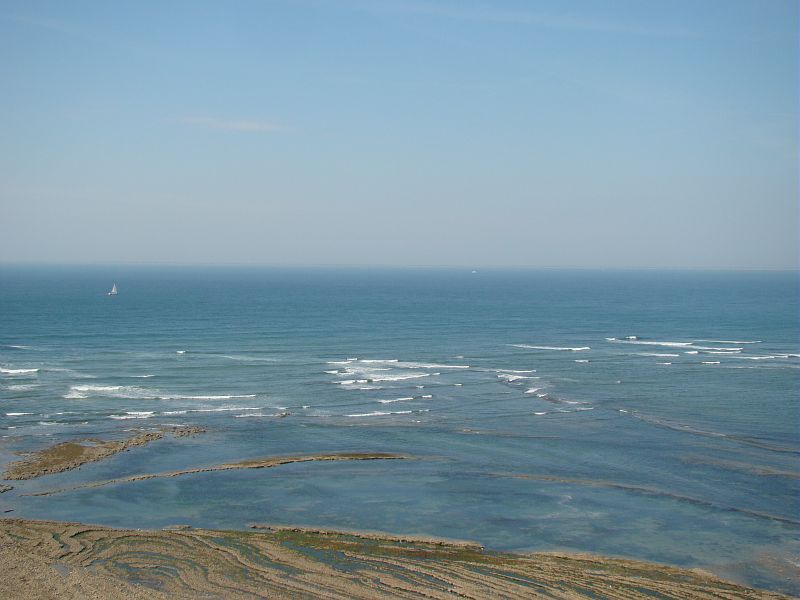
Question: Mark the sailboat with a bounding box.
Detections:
[107,283,118,296]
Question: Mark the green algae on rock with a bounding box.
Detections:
[0,518,791,600]
[2,426,206,480]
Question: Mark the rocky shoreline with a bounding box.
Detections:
[0,517,791,599]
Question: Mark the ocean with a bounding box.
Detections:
[1,266,798,594]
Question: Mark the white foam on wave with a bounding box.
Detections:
[611,339,745,352]
[370,373,431,382]
[378,397,414,404]
[346,410,413,417]
[684,351,699,355]
[726,355,778,360]
[159,394,257,400]
[494,369,536,373]
[339,368,391,374]
[130,374,155,378]
[511,344,590,351]
[65,384,256,401]
[691,345,743,351]
[701,361,720,365]
[6,345,33,349]
[524,387,543,394]
[176,350,186,354]
[497,373,540,382]
[657,362,672,365]
[65,384,147,399]
[327,360,354,365]
[110,411,155,420]
[7,384,39,391]
[638,353,680,357]
[695,340,761,344]
[1,368,39,375]
[574,359,589,363]
[6,412,33,416]
[421,394,432,399]
[703,350,741,355]
[187,406,261,413]
[360,359,399,363]
[402,362,469,369]
[110,414,152,420]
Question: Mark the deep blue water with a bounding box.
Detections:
[1,266,798,593]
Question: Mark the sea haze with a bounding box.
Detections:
[0,266,798,594]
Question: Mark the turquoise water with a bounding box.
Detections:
[1,266,798,593]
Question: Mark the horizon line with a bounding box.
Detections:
[0,261,797,273]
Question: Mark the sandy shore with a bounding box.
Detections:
[0,518,791,599]
[2,426,206,480]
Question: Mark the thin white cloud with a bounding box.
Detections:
[181,116,280,133]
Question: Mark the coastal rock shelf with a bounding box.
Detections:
[0,518,790,600]
[23,452,410,497]
[2,426,206,480]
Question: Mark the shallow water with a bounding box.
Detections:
[1,266,798,593]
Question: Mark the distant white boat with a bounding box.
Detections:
[107,283,118,296]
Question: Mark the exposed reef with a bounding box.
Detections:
[24,452,409,497]
[2,426,206,480]
[0,518,791,599]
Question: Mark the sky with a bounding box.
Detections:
[0,0,797,269]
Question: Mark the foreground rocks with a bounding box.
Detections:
[0,518,790,600]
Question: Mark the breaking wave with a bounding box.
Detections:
[377,397,415,404]
[0,368,39,375]
[511,345,590,351]
[64,384,256,401]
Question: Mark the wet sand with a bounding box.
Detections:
[2,426,206,480]
[0,518,790,599]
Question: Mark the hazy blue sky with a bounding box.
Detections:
[1,0,797,268]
